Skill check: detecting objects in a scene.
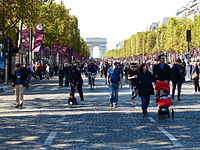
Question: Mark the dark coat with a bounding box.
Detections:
[171,64,185,83]
[70,68,83,86]
[153,63,171,82]
[136,71,155,97]
[193,66,199,80]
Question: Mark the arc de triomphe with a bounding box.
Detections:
[86,38,107,58]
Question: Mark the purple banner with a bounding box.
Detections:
[22,25,29,51]
[61,45,67,57]
[52,39,59,56]
[33,24,44,52]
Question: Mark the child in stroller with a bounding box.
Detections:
[155,81,174,118]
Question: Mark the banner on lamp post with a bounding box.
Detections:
[22,24,29,51]
[33,24,44,52]
[52,39,59,56]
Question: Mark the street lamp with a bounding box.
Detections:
[176,21,192,81]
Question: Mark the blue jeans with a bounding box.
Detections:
[110,83,119,104]
[141,96,150,114]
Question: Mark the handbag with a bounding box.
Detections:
[192,72,198,80]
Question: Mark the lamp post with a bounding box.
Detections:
[177,21,192,81]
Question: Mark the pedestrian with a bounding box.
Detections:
[63,63,70,87]
[192,63,200,93]
[11,64,25,108]
[153,54,171,83]
[59,65,64,87]
[136,63,155,117]
[171,59,185,101]
[70,64,85,105]
[45,64,50,80]
[128,63,138,106]
[107,62,122,108]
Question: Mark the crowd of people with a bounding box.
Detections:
[11,54,200,117]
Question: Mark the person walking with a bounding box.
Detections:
[171,59,185,101]
[107,62,122,108]
[70,64,85,104]
[45,64,50,80]
[59,65,64,87]
[136,63,155,117]
[12,64,25,108]
[128,63,138,106]
[192,63,200,93]
[63,63,70,87]
[153,54,171,83]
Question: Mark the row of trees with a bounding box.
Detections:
[1,0,90,59]
[103,16,200,59]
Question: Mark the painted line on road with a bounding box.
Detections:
[158,127,183,148]
[148,117,156,123]
[43,131,57,146]
[33,86,44,91]
[50,86,59,91]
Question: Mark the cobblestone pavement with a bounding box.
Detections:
[0,75,200,150]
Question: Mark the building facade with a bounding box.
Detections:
[176,0,200,19]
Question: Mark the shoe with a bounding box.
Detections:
[20,102,23,108]
[113,104,117,108]
[81,101,85,105]
[178,98,182,101]
[15,105,20,108]
[110,103,113,107]
[171,96,174,99]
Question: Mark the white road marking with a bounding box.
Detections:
[43,131,57,146]
[50,86,59,91]
[33,86,44,91]
[148,117,156,123]
[158,127,183,148]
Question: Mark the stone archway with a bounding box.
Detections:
[86,38,107,58]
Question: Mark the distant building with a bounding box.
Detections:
[148,17,169,31]
[176,0,200,19]
[149,22,159,31]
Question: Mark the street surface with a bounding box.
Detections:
[0,75,200,150]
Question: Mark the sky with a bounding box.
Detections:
[56,0,189,50]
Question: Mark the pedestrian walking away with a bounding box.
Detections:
[171,59,185,101]
[59,65,64,87]
[11,64,26,108]
[136,63,155,117]
[107,62,122,108]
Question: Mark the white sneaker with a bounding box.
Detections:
[192,91,197,94]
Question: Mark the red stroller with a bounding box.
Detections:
[155,81,174,119]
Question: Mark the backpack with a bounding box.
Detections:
[109,68,121,83]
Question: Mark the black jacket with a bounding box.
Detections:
[136,71,155,97]
[193,66,199,80]
[70,68,83,86]
[171,64,185,83]
[153,63,171,82]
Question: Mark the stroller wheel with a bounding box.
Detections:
[172,109,175,119]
